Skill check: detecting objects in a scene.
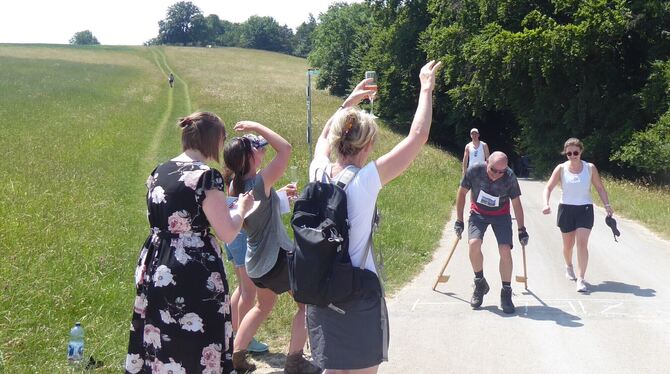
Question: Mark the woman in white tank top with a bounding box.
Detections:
[462,128,490,174]
[542,138,614,292]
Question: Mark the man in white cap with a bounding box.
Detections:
[462,128,490,175]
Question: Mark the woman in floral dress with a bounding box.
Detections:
[125,112,254,374]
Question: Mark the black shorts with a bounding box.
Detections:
[557,204,594,233]
[468,212,513,248]
[250,249,291,294]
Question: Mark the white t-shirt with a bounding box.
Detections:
[309,156,382,274]
[467,141,486,167]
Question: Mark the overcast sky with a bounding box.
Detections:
[0,0,361,45]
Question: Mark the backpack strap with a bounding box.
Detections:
[333,165,360,190]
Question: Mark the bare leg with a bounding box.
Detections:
[288,302,308,355]
[234,287,277,352]
[575,228,591,278]
[498,245,512,282]
[233,266,257,332]
[469,239,484,273]
[561,231,576,267]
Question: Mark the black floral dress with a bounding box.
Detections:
[125,161,235,374]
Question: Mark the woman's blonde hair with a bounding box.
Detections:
[328,108,379,157]
[561,137,584,155]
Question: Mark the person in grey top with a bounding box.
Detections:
[223,122,319,374]
[454,151,529,314]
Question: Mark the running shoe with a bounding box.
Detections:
[565,265,577,281]
[247,337,269,353]
[576,278,588,293]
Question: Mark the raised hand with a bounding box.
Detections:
[341,78,378,108]
[419,60,443,91]
[234,121,262,132]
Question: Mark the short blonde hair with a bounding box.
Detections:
[561,137,584,155]
[328,108,379,157]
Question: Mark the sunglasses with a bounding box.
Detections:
[566,151,580,157]
[490,166,506,175]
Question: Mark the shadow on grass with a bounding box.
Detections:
[589,281,656,297]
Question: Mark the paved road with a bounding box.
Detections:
[381,179,670,374]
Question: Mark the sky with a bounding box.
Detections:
[0,0,361,45]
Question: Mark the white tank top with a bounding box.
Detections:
[560,160,593,205]
[468,142,486,167]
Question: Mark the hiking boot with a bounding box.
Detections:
[247,337,269,353]
[284,350,321,374]
[233,350,256,373]
[565,265,577,281]
[470,277,490,309]
[576,278,588,293]
[500,287,515,314]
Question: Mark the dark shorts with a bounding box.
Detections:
[306,285,388,370]
[468,212,513,248]
[557,204,594,233]
[250,249,290,294]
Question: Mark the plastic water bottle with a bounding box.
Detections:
[67,322,84,364]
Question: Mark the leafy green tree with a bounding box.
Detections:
[309,2,373,96]
[157,1,203,44]
[69,30,100,45]
[217,20,243,47]
[294,14,317,57]
[239,16,293,53]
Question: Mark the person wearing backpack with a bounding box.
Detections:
[223,122,320,374]
[305,60,442,373]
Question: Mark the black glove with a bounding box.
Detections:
[518,227,529,246]
[454,220,464,239]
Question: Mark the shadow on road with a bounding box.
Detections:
[434,291,471,304]
[588,281,656,297]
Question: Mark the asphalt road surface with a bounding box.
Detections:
[381,179,670,374]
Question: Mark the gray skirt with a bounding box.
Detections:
[306,291,389,370]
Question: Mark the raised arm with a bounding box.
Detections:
[234,121,292,197]
[590,163,613,216]
[315,79,377,160]
[542,164,562,214]
[376,60,443,185]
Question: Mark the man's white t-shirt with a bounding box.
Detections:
[309,156,382,274]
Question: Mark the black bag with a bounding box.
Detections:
[288,167,377,307]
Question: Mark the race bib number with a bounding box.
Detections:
[477,190,500,208]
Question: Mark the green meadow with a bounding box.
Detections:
[0,45,459,372]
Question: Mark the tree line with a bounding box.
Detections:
[146,1,316,57]
[308,0,670,181]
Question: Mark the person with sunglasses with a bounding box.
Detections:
[223,122,320,374]
[542,138,613,293]
[454,151,528,314]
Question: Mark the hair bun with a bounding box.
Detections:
[179,117,193,128]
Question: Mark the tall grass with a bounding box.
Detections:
[596,176,670,239]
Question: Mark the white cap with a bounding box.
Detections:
[470,128,479,134]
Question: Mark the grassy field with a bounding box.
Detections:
[596,176,670,239]
[0,45,460,372]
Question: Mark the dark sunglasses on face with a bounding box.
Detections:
[566,151,580,157]
[490,166,506,175]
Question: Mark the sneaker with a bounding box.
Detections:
[284,350,321,374]
[232,350,256,373]
[470,277,490,309]
[247,337,269,353]
[565,265,577,281]
[576,278,588,293]
[500,287,515,314]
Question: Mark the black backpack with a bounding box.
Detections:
[288,166,379,309]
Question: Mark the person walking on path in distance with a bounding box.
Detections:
[462,127,490,174]
[125,112,253,373]
[454,151,529,314]
[223,122,320,374]
[542,138,614,293]
[168,72,175,88]
[307,60,442,373]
